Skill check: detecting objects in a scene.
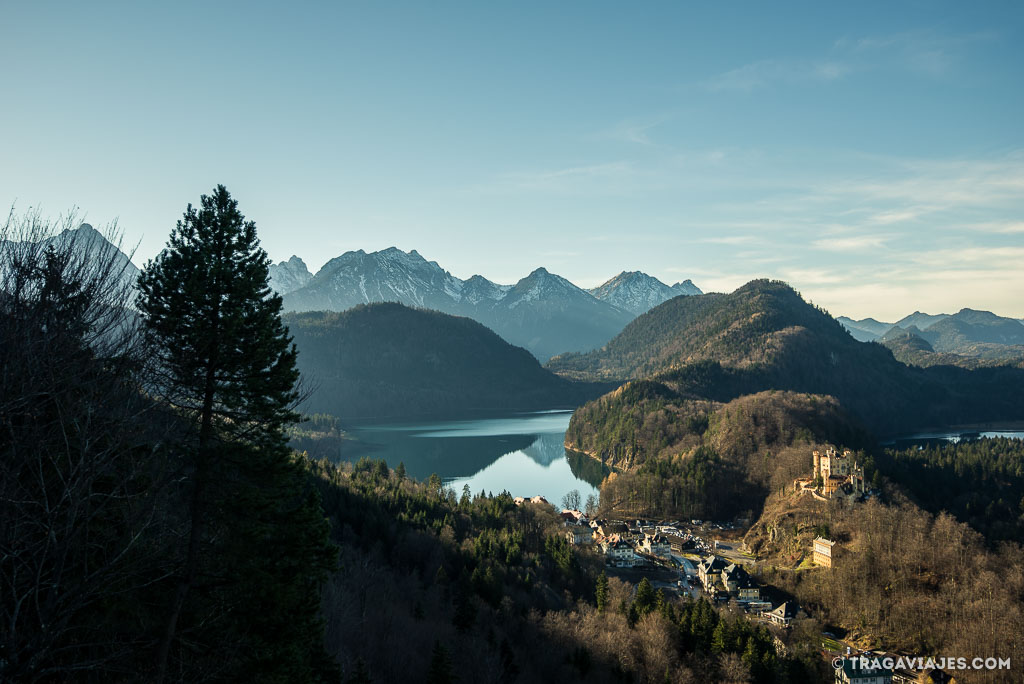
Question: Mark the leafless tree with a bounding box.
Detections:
[0,209,174,681]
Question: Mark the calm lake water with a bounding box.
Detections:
[341,410,604,507]
[884,429,1024,449]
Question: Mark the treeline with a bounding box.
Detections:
[600,446,759,521]
[878,437,1024,543]
[544,574,828,683]
[302,454,827,683]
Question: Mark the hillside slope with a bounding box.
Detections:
[552,280,1024,436]
[286,303,608,419]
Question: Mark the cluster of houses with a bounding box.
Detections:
[561,515,690,567]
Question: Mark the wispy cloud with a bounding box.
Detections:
[706,29,993,93]
[963,220,1024,234]
[812,234,892,251]
[602,116,674,146]
[866,208,930,225]
[705,59,850,92]
[908,245,1024,268]
[838,29,995,77]
[481,161,637,194]
[779,268,846,285]
[699,235,752,245]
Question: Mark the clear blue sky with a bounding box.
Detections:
[3,1,1022,319]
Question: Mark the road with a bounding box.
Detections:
[710,540,755,567]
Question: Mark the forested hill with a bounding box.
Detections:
[550,279,1024,436]
[286,303,609,419]
[549,279,872,380]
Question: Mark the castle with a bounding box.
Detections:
[795,447,865,499]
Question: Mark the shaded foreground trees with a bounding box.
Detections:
[1,191,337,682]
[307,455,827,683]
[0,212,175,680]
[138,185,337,683]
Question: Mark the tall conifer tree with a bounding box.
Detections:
[139,185,337,683]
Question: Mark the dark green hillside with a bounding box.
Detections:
[549,280,848,379]
[287,303,607,419]
[552,279,1024,436]
[878,437,1024,543]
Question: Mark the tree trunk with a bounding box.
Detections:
[154,361,217,684]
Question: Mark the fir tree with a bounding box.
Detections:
[426,642,455,684]
[634,577,657,616]
[596,571,610,612]
[139,185,337,683]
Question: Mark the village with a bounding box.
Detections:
[526,446,953,684]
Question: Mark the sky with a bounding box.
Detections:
[2,1,1022,320]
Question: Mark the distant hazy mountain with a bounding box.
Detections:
[840,309,1024,349]
[862,309,1024,363]
[893,311,950,330]
[268,256,312,295]
[2,223,141,296]
[920,308,1024,352]
[836,316,893,342]
[284,303,608,419]
[588,271,702,316]
[475,267,636,362]
[879,324,927,345]
[281,247,641,360]
[879,320,1024,370]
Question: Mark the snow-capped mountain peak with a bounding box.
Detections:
[268,255,313,295]
[280,247,699,360]
[589,270,702,316]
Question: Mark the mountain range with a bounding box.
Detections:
[586,271,701,316]
[839,309,1024,367]
[272,247,702,361]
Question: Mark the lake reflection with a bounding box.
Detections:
[341,410,602,506]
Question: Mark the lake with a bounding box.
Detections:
[884,428,1024,449]
[340,410,604,507]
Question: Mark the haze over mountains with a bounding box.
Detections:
[838,309,1024,368]
[271,247,702,361]
[839,310,1024,346]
